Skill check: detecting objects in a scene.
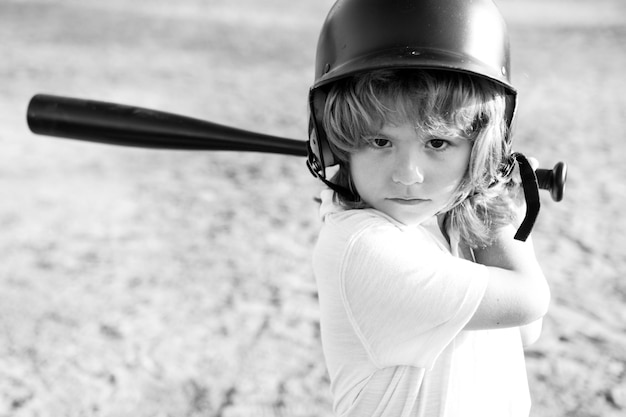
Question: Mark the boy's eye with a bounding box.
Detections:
[427,139,448,150]
[371,138,391,148]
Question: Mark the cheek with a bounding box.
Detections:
[349,157,371,190]
[450,158,470,182]
[435,150,472,190]
[349,153,385,197]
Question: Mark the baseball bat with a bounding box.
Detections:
[26,94,566,201]
[27,94,307,156]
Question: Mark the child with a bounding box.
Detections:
[306,1,550,416]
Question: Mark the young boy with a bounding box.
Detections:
[306,1,550,416]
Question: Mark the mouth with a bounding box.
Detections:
[387,197,430,206]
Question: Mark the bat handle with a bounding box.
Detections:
[535,161,567,202]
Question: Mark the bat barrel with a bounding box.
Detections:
[27,94,308,156]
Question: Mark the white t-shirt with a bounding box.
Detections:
[312,191,531,417]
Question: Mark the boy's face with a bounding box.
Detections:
[350,122,472,226]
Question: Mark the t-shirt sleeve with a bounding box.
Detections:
[340,224,488,370]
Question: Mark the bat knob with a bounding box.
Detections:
[535,162,567,202]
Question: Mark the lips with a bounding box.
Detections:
[387,197,429,205]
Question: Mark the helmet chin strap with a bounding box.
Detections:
[511,153,541,241]
[316,175,361,203]
[306,155,361,203]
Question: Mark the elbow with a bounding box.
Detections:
[522,279,551,325]
[503,277,551,328]
[466,270,551,330]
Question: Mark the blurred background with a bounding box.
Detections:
[0,0,625,416]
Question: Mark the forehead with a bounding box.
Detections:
[378,120,467,141]
[378,122,422,139]
[366,102,473,139]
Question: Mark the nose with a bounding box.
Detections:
[391,151,425,185]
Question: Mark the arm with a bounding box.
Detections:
[464,224,550,330]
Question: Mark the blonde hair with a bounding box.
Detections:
[322,69,516,247]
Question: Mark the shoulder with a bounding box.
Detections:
[318,208,445,268]
[322,208,431,247]
[317,190,408,241]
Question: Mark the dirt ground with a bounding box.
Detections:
[1,0,625,416]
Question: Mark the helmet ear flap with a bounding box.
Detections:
[504,92,518,141]
[307,88,361,202]
[307,88,337,179]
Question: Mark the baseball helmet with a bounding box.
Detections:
[307,0,517,184]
